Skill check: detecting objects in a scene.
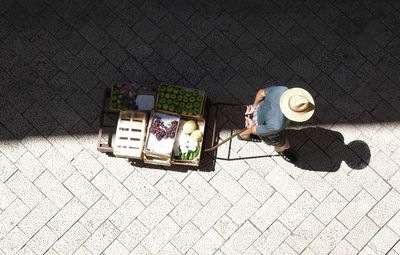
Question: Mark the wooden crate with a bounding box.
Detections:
[143,111,180,166]
[155,84,206,119]
[114,111,147,159]
[171,118,206,166]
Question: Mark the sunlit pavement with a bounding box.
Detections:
[1,0,400,254]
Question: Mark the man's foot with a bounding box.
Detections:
[237,134,262,142]
[279,149,298,163]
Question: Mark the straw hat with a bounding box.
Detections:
[279,88,315,122]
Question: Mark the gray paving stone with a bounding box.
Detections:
[30,53,59,82]
[5,31,39,62]
[290,54,320,83]
[188,0,222,22]
[143,52,181,83]
[157,13,187,41]
[333,93,365,121]
[84,220,120,254]
[262,28,300,65]
[368,226,399,255]
[265,57,294,84]
[140,0,168,24]
[168,0,195,22]
[151,33,180,61]
[351,83,382,112]
[66,89,101,124]
[106,18,135,47]
[285,24,317,55]
[186,11,214,39]
[77,44,106,72]
[4,83,36,113]
[95,61,125,85]
[0,16,13,40]
[0,43,19,73]
[53,222,90,255]
[235,31,274,68]
[0,104,32,139]
[84,2,115,29]
[253,221,290,255]
[141,216,180,254]
[177,30,206,59]
[192,228,224,255]
[92,169,131,207]
[118,219,149,251]
[4,3,41,39]
[170,50,207,85]
[30,29,63,59]
[46,96,81,131]
[214,12,246,42]
[55,25,87,55]
[54,1,89,31]
[23,102,58,137]
[132,16,161,43]
[220,221,261,255]
[114,0,142,28]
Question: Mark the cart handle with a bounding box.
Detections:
[204,103,247,152]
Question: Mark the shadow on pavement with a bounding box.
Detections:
[286,127,371,172]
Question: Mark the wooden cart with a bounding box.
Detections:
[97,86,218,167]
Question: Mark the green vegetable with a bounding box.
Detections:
[166,85,174,93]
[168,105,175,112]
[173,87,180,94]
[189,151,194,160]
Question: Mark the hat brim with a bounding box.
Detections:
[280,88,315,122]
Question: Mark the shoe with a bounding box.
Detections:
[237,134,262,142]
[279,149,298,163]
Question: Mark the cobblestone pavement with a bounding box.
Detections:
[1,0,400,254]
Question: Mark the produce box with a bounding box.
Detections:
[111,82,155,111]
[143,111,180,166]
[172,118,205,166]
[113,111,147,159]
[155,84,206,118]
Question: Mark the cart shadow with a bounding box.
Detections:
[216,127,371,172]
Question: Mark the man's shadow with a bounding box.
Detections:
[285,127,371,172]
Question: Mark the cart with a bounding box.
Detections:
[96,83,256,168]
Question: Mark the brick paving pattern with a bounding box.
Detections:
[1,0,400,254]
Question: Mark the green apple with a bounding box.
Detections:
[166,85,174,93]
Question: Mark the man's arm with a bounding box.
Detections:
[245,88,266,115]
[252,88,266,108]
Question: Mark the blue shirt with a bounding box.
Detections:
[255,86,289,136]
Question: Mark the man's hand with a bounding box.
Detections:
[245,116,255,128]
[245,105,256,115]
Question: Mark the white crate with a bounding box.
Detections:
[114,111,147,159]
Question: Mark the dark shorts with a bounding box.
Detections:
[258,132,287,147]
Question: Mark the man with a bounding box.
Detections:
[238,85,315,163]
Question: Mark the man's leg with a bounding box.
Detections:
[266,132,297,163]
[274,139,290,153]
